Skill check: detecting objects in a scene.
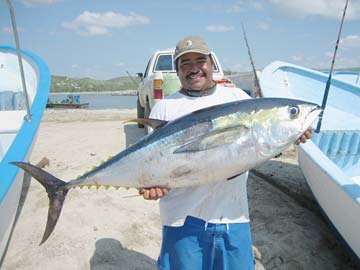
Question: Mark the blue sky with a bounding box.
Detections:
[1,0,359,79]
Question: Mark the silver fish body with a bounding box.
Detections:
[11,97,321,244]
[68,97,320,188]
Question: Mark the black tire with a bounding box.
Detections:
[137,97,144,128]
[144,100,150,118]
[144,100,151,135]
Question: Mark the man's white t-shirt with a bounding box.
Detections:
[149,84,251,227]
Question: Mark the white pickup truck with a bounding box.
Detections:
[136,49,233,128]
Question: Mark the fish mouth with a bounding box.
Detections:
[304,105,322,129]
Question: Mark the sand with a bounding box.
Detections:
[1,109,356,270]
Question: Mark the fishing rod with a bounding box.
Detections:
[126,70,138,85]
[241,23,262,97]
[315,0,349,133]
[6,0,31,121]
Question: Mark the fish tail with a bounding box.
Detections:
[10,161,69,245]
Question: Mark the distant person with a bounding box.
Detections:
[140,35,312,270]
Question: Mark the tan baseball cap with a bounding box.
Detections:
[174,36,211,61]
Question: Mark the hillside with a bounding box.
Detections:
[51,66,359,93]
[50,75,140,93]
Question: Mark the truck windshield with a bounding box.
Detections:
[154,54,174,72]
[154,53,220,73]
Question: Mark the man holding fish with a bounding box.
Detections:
[140,36,313,270]
[11,36,317,269]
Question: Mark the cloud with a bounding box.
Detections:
[2,26,25,33]
[269,0,360,20]
[251,2,264,10]
[323,35,360,63]
[22,0,59,6]
[226,4,245,13]
[233,63,245,70]
[226,0,263,13]
[291,55,303,62]
[340,35,360,48]
[256,22,270,30]
[63,11,150,36]
[329,52,360,69]
[324,51,334,58]
[207,25,234,32]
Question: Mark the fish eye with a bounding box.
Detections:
[288,106,300,118]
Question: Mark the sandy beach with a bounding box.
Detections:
[1,109,356,270]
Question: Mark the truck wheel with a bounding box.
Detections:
[137,98,144,128]
[144,101,151,135]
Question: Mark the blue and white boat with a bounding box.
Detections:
[332,71,360,86]
[260,61,360,263]
[0,45,50,262]
[322,70,360,86]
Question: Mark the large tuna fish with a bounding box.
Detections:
[11,98,321,244]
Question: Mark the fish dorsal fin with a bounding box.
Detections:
[127,118,168,130]
[174,124,251,153]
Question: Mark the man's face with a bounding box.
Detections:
[177,52,214,91]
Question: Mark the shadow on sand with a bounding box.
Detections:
[0,172,31,266]
[250,158,357,269]
[123,123,145,148]
[251,158,318,212]
[89,125,155,269]
[90,238,157,270]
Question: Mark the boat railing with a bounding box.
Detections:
[312,130,360,173]
[5,0,31,122]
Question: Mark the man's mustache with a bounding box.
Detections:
[186,71,205,79]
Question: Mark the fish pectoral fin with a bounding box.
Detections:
[174,125,250,153]
[126,118,167,130]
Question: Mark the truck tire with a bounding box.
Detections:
[137,97,144,128]
[144,100,151,135]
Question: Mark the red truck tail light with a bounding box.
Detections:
[153,79,163,99]
[214,79,236,88]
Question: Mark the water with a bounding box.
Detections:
[48,93,137,110]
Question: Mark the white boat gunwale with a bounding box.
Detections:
[0,45,50,203]
[0,46,50,206]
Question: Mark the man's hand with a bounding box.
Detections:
[139,187,169,200]
[295,127,313,145]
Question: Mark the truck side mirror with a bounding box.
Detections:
[136,73,144,79]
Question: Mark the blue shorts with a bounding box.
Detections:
[157,216,255,270]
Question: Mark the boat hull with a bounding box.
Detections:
[299,139,360,259]
[0,46,50,262]
[46,102,89,109]
[0,166,24,261]
[260,61,360,262]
